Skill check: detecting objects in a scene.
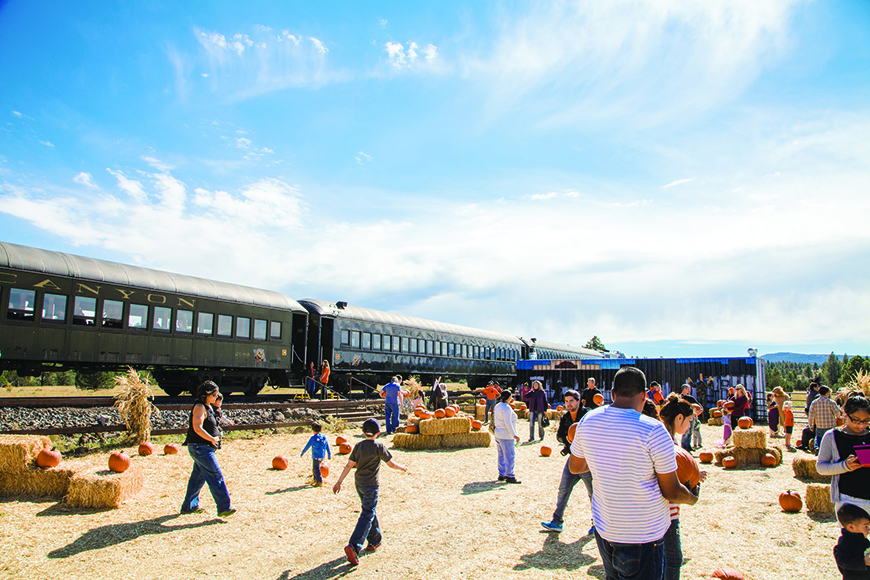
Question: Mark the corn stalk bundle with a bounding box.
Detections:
[113,367,160,444]
[846,369,870,398]
[805,483,835,514]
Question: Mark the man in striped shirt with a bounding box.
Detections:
[807,385,843,453]
[570,366,698,580]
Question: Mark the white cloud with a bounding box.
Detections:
[40,140,54,148]
[11,111,23,118]
[662,178,694,188]
[141,156,174,172]
[309,37,328,54]
[106,168,146,201]
[355,152,372,165]
[235,137,252,149]
[73,172,97,188]
[385,41,438,70]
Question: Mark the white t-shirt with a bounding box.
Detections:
[493,402,519,440]
[571,405,678,543]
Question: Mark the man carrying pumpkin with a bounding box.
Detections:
[570,366,698,580]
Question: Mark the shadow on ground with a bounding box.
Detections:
[266,485,313,495]
[514,532,597,571]
[47,514,222,558]
[276,555,354,580]
[461,480,504,495]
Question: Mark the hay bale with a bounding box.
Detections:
[516,409,529,420]
[792,457,832,482]
[441,431,491,449]
[476,404,486,421]
[407,416,421,425]
[0,461,87,497]
[391,434,443,450]
[713,447,767,467]
[707,417,724,426]
[66,464,144,508]
[805,483,835,514]
[0,435,52,473]
[419,416,472,436]
[546,410,564,421]
[732,428,767,449]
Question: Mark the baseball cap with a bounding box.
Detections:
[362,418,381,435]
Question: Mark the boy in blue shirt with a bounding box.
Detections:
[333,418,407,565]
[300,421,331,487]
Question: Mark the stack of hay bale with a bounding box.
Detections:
[714,427,783,467]
[707,400,725,426]
[512,401,529,420]
[0,435,83,497]
[545,407,565,422]
[394,413,490,450]
[792,455,835,514]
[66,462,144,509]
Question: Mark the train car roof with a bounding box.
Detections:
[0,241,306,312]
[299,299,524,344]
[521,338,603,358]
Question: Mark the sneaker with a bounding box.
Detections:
[497,475,506,481]
[363,543,380,552]
[217,509,237,518]
[312,482,323,487]
[505,477,522,484]
[587,524,595,536]
[182,507,205,514]
[344,545,359,566]
[541,521,563,533]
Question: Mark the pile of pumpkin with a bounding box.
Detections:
[394,402,491,450]
[706,399,730,426]
[475,399,529,420]
[698,416,783,469]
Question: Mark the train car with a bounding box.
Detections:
[519,337,603,361]
[298,299,525,394]
[0,242,309,396]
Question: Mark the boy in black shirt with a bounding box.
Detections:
[835,503,870,579]
[333,418,407,566]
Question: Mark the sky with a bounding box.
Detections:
[1,0,868,359]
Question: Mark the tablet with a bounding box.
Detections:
[853,444,870,467]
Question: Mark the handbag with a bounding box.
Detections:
[541,415,550,428]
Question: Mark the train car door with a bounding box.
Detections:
[320,317,334,366]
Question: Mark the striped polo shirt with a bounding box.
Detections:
[571,405,678,543]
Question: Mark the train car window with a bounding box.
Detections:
[438,341,445,356]
[7,288,36,320]
[426,340,433,355]
[197,312,214,335]
[236,317,251,339]
[253,319,267,340]
[392,336,401,352]
[448,343,455,356]
[409,338,417,354]
[176,310,193,333]
[362,332,371,349]
[218,314,233,337]
[102,299,124,329]
[401,337,408,352]
[462,344,467,358]
[351,331,360,349]
[153,307,172,332]
[270,321,281,339]
[341,330,350,345]
[73,296,97,326]
[129,304,148,329]
[372,333,381,350]
[41,293,67,322]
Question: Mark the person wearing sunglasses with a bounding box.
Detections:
[817,393,870,513]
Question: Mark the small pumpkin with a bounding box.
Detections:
[761,453,777,467]
[779,490,802,513]
[567,422,578,444]
[272,455,289,470]
[555,405,564,411]
[691,403,703,416]
[722,456,738,469]
[540,445,552,457]
[406,424,419,434]
[593,393,605,406]
[434,409,446,419]
[698,451,714,464]
[737,416,753,429]
[709,566,747,580]
[723,400,735,411]
[479,398,486,406]
[379,391,386,398]
[320,462,329,478]
[401,390,410,398]
[138,442,154,456]
[711,409,722,418]
[675,446,701,488]
[338,443,352,455]
[163,443,179,455]
[419,411,432,420]
[336,435,348,446]
[108,451,131,473]
[444,407,456,418]
[37,448,61,469]
[471,420,482,430]
[716,399,725,408]
[413,408,425,418]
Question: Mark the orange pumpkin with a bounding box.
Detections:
[540,446,552,457]
[779,490,802,513]
[336,435,347,446]
[413,408,425,418]
[479,398,486,405]
[401,390,410,398]
[555,405,564,411]
[406,424,419,434]
[37,448,61,468]
[419,411,432,420]
[567,422,578,444]
[691,403,703,415]
[761,453,777,467]
[723,400,735,411]
[471,420,482,430]
[737,417,753,429]
[108,451,130,473]
[272,455,289,470]
[338,443,352,455]
[675,446,701,488]
[711,409,722,418]
[699,451,714,464]
[717,399,725,408]
[593,393,605,405]
[444,407,456,418]
[138,442,154,456]
[722,456,738,469]
[709,566,747,580]
[320,462,330,478]
[163,443,179,455]
[434,409,446,419]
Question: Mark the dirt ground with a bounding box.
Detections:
[0,423,840,580]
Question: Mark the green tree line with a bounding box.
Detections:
[1,369,155,390]
[766,353,870,392]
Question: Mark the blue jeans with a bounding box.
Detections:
[594,529,664,580]
[552,459,593,525]
[485,399,496,422]
[385,401,400,434]
[815,426,831,452]
[181,443,231,514]
[680,417,695,451]
[529,411,545,440]
[496,438,516,478]
[313,457,323,483]
[663,519,682,580]
[349,484,381,552]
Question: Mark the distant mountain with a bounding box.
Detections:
[760,352,832,364]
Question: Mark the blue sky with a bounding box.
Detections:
[1,0,868,359]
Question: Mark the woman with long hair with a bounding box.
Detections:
[729,384,749,432]
[658,393,706,580]
[817,394,870,513]
[771,386,790,436]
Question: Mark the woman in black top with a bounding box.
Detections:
[180,381,235,517]
[817,394,870,513]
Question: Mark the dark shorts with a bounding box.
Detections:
[784,426,793,434]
